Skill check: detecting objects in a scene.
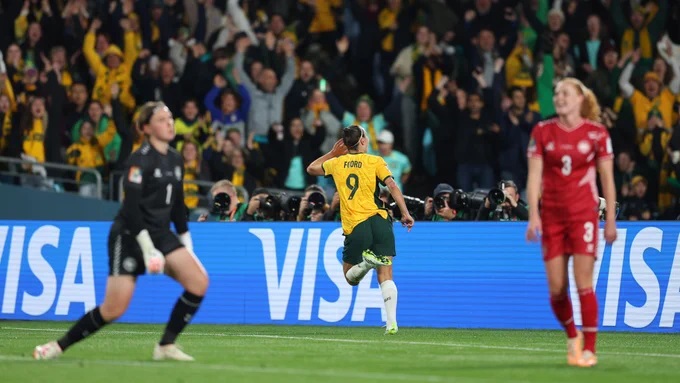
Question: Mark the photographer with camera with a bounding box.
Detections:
[295,185,328,222]
[241,188,304,221]
[386,188,427,221]
[475,180,529,221]
[197,180,248,222]
[243,188,278,221]
[425,183,459,221]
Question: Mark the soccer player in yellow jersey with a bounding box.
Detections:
[307,125,414,334]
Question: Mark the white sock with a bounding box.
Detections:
[345,261,372,283]
[380,280,398,327]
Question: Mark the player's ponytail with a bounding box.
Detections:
[561,78,602,123]
[580,86,601,123]
[342,125,363,150]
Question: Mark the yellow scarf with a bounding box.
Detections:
[232,166,245,187]
[0,112,11,152]
[23,118,46,163]
[61,70,73,89]
[184,160,198,180]
[151,22,160,42]
[183,160,199,209]
[378,8,398,52]
[621,27,652,59]
[134,33,143,56]
[11,60,25,85]
[421,66,442,111]
[2,77,17,112]
[353,119,378,152]
[529,101,541,113]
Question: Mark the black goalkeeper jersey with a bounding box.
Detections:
[116,142,188,236]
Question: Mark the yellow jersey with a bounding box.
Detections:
[306,0,342,34]
[23,119,45,163]
[66,140,106,182]
[630,89,676,132]
[183,160,200,209]
[322,153,392,235]
[0,112,12,153]
[83,31,137,111]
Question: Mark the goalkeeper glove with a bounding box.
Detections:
[136,229,165,274]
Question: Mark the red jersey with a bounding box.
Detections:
[527,118,613,221]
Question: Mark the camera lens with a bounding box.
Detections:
[212,192,231,214]
[308,192,325,209]
[434,196,446,210]
[450,189,469,210]
[263,196,275,210]
[488,188,505,205]
[288,196,302,213]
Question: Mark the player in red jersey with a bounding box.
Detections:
[526,78,617,368]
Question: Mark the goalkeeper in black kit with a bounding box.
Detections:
[34,102,209,361]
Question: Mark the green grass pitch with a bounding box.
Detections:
[0,321,678,383]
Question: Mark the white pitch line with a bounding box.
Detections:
[2,326,679,359]
[0,354,508,383]
[230,334,680,359]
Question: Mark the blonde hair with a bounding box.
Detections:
[137,101,168,126]
[210,179,236,196]
[557,77,601,123]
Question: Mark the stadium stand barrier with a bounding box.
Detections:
[0,156,103,199]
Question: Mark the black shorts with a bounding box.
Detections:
[342,214,396,265]
[107,220,184,276]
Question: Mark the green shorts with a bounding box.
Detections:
[342,214,396,265]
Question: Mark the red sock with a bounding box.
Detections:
[579,287,598,353]
[550,293,578,338]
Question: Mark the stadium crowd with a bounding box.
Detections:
[0,0,679,221]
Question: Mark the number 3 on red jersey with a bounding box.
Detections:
[527,119,614,216]
[561,155,572,176]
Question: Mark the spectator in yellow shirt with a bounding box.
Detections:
[303,0,342,34]
[181,141,207,210]
[65,120,111,198]
[300,0,343,53]
[5,99,41,174]
[71,101,121,164]
[619,50,680,138]
[18,96,47,164]
[83,18,137,111]
[174,99,211,152]
[14,0,56,46]
[6,61,65,169]
[0,94,13,154]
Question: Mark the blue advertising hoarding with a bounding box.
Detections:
[0,221,678,332]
